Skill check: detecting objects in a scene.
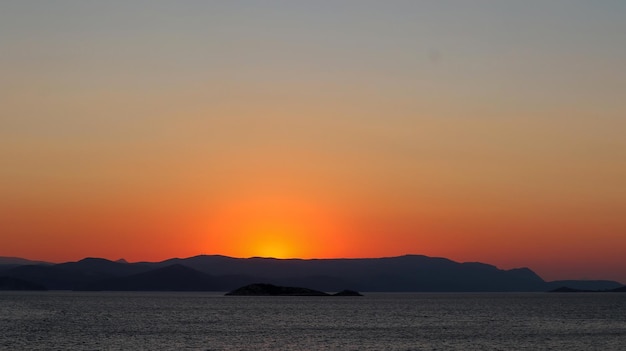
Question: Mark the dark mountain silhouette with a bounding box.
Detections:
[0,257,52,274]
[0,257,51,265]
[545,280,622,291]
[2,254,623,292]
[55,257,151,276]
[3,264,109,290]
[0,276,46,290]
[549,285,626,293]
[78,264,220,291]
[137,255,549,291]
[148,255,548,292]
[2,257,152,290]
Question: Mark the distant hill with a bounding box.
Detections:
[549,285,626,293]
[2,254,623,292]
[56,257,152,276]
[0,257,52,273]
[2,257,152,290]
[145,255,548,292]
[138,255,547,291]
[545,280,622,291]
[78,264,220,291]
[0,276,46,290]
[0,257,51,265]
[4,264,113,290]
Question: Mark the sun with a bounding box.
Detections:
[254,239,292,259]
[204,192,347,259]
[245,221,302,258]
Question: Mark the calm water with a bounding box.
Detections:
[1,292,625,350]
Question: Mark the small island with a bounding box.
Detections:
[225,283,363,296]
[332,289,363,296]
[549,285,626,293]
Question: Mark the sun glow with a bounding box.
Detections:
[242,220,304,258]
[205,192,347,259]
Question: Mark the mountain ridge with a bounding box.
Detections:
[1,254,622,292]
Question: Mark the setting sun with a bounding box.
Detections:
[204,192,348,259]
[239,220,304,258]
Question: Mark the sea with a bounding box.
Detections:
[1,291,625,350]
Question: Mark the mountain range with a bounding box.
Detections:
[0,255,622,292]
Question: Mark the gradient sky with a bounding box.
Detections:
[1,1,625,282]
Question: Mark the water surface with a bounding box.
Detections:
[1,292,625,350]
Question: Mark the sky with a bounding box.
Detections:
[1,1,625,282]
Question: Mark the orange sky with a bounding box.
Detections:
[1,1,625,283]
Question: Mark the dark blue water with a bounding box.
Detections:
[1,292,625,350]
